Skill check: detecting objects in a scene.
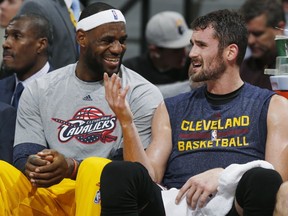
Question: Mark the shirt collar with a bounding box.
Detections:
[15,62,50,88]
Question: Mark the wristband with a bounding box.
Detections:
[71,158,78,179]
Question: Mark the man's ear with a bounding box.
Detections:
[275,21,286,35]
[76,29,87,48]
[148,45,161,58]
[277,20,286,31]
[37,38,48,54]
[225,44,238,62]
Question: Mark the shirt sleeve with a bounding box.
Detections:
[14,81,48,148]
[129,82,163,148]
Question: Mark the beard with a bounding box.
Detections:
[84,45,123,78]
[1,61,31,78]
[189,52,226,83]
[0,64,14,78]
[85,46,105,76]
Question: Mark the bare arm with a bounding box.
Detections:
[105,73,227,209]
[145,101,173,183]
[265,95,288,181]
[104,73,172,182]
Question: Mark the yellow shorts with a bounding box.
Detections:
[0,157,111,216]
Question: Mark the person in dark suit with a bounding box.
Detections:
[1,13,53,108]
[0,0,24,68]
[17,0,79,70]
[0,102,16,164]
[239,0,286,90]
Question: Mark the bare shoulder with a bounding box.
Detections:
[269,94,288,111]
[268,94,288,123]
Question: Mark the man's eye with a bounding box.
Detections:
[102,38,114,44]
[119,37,127,45]
[9,33,22,40]
[250,32,264,37]
[196,42,206,48]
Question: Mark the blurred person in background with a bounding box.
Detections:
[0,0,23,74]
[0,0,23,28]
[0,13,53,109]
[282,0,288,31]
[239,0,286,90]
[123,11,193,98]
[16,0,80,70]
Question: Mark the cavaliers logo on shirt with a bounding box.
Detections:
[52,106,117,144]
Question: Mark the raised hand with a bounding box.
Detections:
[104,73,132,126]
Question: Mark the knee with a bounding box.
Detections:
[101,161,148,181]
[100,161,159,214]
[100,161,143,199]
[235,167,283,212]
[77,157,111,179]
[0,160,10,167]
[100,161,152,193]
[0,160,15,174]
[236,168,282,205]
[79,157,111,171]
[240,167,283,188]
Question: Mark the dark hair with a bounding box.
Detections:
[240,0,285,27]
[79,2,115,21]
[191,9,248,66]
[10,13,53,56]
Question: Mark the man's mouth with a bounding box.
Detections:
[104,57,120,63]
[103,57,121,69]
[2,51,14,61]
[192,61,202,69]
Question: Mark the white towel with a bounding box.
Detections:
[161,160,274,216]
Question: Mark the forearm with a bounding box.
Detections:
[122,122,156,179]
[13,143,46,173]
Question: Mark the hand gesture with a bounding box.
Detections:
[104,73,132,125]
[25,149,69,188]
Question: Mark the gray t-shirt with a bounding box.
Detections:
[14,63,163,160]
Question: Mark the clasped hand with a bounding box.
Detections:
[25,149,68,188]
